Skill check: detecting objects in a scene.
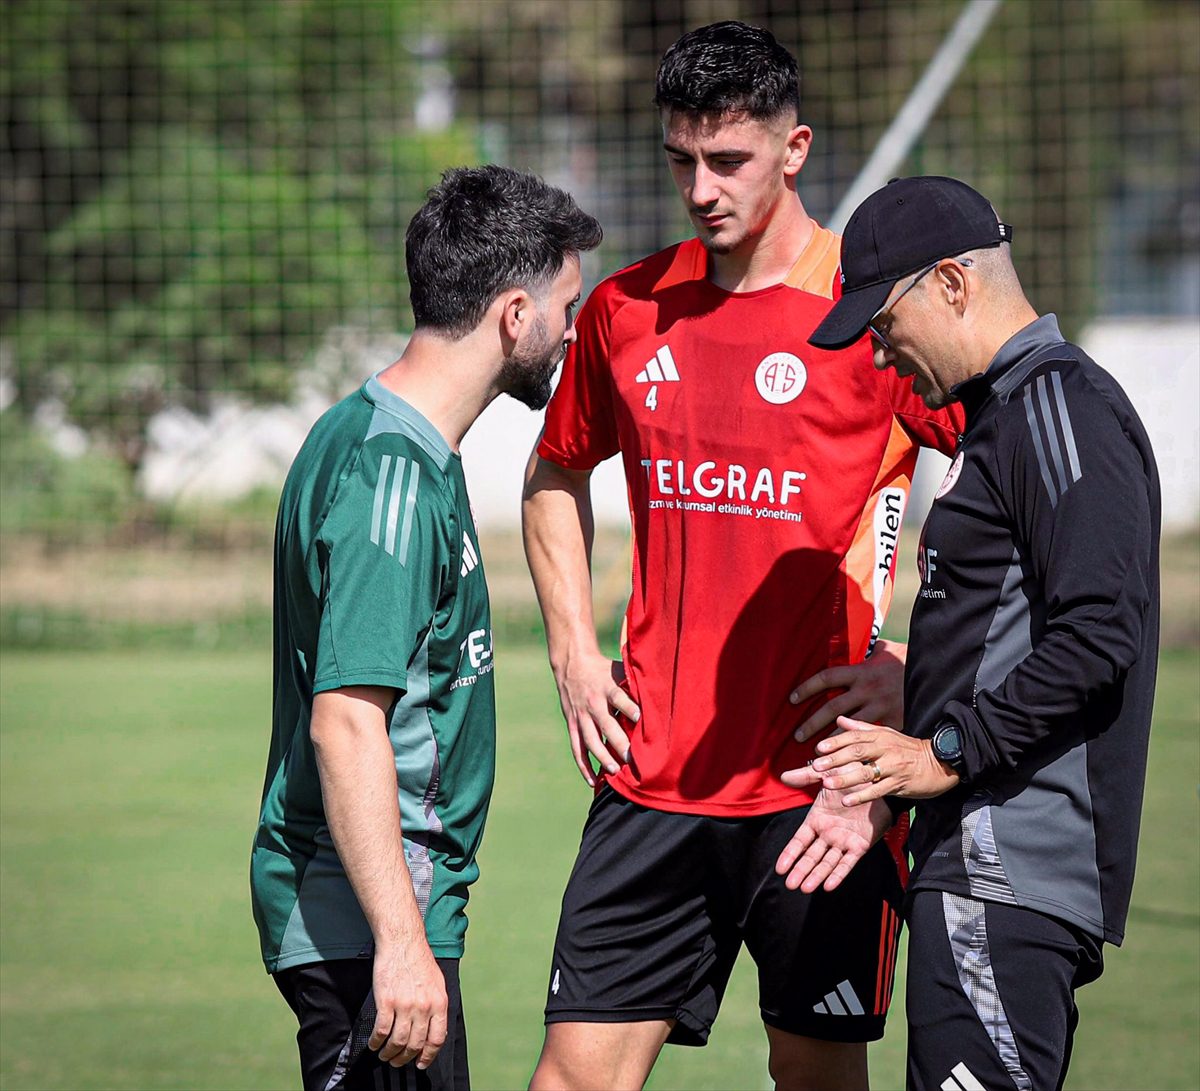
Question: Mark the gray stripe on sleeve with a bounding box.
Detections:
[384,456,407,556]
[1023,386,1058,506]
[397,461,420,568]
[370,455,392,546]
[1051,371,1082,483]
[1036,375,1070,493]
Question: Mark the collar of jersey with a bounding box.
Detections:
[651,227,840,300]
[363,374,454,464]
[951,313,1067,418]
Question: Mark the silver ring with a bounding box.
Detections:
[867,760,883,785]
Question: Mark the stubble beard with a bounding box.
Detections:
[700,235,739,256]
[695,219,746,257]
[914,374,951,410]
[499,316,562,410]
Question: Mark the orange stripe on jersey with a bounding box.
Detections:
[783,223,842,299]
[832,417,920,666]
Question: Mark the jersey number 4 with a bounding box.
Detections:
[645,384,658,412]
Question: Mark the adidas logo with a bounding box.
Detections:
[460,532,479,577]
[941,1062,984,1091]
[635,346,681,383]
[812,979,865,1016]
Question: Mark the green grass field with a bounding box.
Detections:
[1,645,1197,1090]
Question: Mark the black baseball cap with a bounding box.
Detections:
[809,176,1013,349]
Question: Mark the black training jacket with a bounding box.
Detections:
[903,314,1160,945]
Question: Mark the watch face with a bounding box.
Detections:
[935,726,963,761]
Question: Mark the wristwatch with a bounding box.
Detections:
[931,723,967,777]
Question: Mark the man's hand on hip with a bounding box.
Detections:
[790,639,908,743]
[553,652,640,786]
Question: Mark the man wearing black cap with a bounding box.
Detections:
[778,176,1161,1091]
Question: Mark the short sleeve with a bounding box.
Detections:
[538,286,621,469]
[312,444,444,694]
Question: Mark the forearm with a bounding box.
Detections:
[948,606,1146,781]
[522,451,602,670]
[311,687,426,949]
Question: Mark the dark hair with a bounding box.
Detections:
[405,165,602,337]
[654,21,799,123]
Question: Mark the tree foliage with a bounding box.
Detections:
[2,0,477,464]
[2,0,1196,474]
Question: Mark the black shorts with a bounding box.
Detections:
[273,957,469,1091]
[905,891,1104,1091]
[543,787,906,1046]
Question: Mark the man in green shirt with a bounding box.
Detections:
[251,165,601,1091]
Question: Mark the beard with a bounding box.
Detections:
[693,215,745,256]
[696,221,747,256]
[498,316,563,410]
[699,235,740,256]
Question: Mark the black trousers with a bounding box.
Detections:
[906,891,1103,1091]
[274,957,469,1091]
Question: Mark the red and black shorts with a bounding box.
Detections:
[543,787,906,1046]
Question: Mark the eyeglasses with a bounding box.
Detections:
[867,256,974,349]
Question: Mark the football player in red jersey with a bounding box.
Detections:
[522,22,962,1091]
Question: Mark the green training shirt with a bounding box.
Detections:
[251,376,495,973]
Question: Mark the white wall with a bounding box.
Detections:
[459,391,631,528]
[132,320,1197,531]
[1077,318,1199,529]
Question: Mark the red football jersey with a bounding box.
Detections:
[539,228,962,816]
